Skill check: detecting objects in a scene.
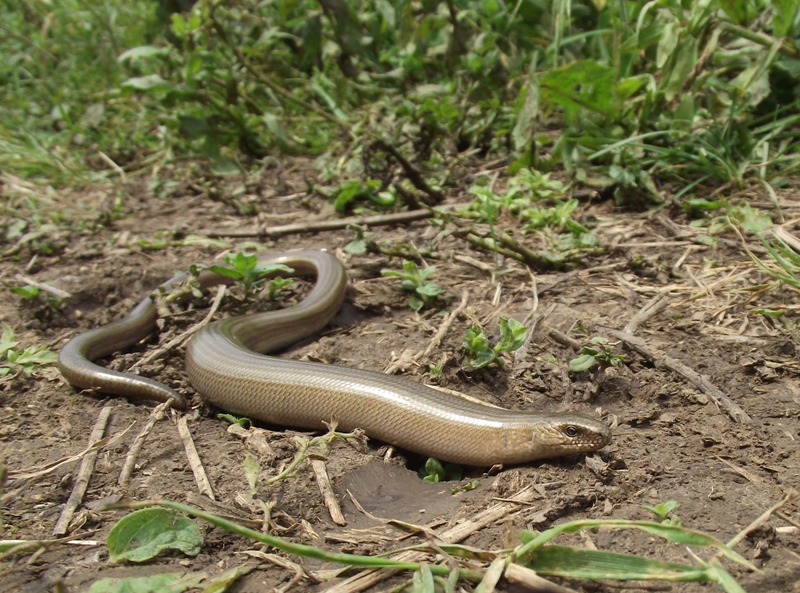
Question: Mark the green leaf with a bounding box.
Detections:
[86,572,206,593]
[107,508,203,563]
[232,251,258,275]
[0,324,16,352]
[344,239,367,255]
[475,557,505,593]
[422,458,445,482]
[409,296,425,312]
[217,413,251,428]
[751,308,784,317]
[471,349,499,369]
[203,564,258,593]
[569,354,597,372]
[519,545,710,581]
[495,317,528,353]
[412,563,435,593]
[10,286,39,299]
[16,348,59,367]
[244,455,260,494]
[513,72,539,151]
[250,263,293,277]
[210,155,241,176]
[122,75,172,92]
[208,265,243,281]
[661,37,698,101]
[416,283,443,298]
[773,0,800,37]
[540,60,616,118]
[118,45,169,65]
[375,0,396,27]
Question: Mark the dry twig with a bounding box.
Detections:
[130,284,227,370]
[311,459,346,526]
[605,329,751,423]
[177,416,216,500]
[201,204,470,239]
[325,485,539,593]
[118,401,172,487]
[53,405,113,535]
[13,273,72,300]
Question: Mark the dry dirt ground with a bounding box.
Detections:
[1,162,799,593]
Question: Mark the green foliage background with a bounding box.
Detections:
[3,0,800,193]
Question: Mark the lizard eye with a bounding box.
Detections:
[563,425,580,439]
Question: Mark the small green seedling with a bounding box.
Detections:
[420,457,462,483]
[569,337,626,372]
[450,479,480,494]
[463,317,528,370]
[217,413,252,428]
[208,251,294,295]
[344,224,371,255]
[10,285,66,308]
[334,179,396,213]
[642,500,682,526]
[381,260,443,311]
[752,308,797,330]
[0,324,59,377]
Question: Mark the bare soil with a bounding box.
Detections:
[1,162,799,593]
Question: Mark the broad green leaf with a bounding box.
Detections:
[0,324,16,353]
[344,239,367,255]
[250,263,293,277]
[661,38,698,101]
[496,318,527,352]
[569,354,597,372]
[210,155,241,176]
[203,564,257,593]
[86,572,205,593]
[656,22,678,69]
[244,455,260,494]
[232,251,258,275]
[513,75,539,151]
[411,563,435,593]
[540,60,615,118]
[475,557,505,593]
[8,285,39,299]
[469,349,499,370]
[422,458,445,482]
[773,0,800,37]
[122,75,172,92]
[416,283,443,297]
[118,45,169,64]
[375,0,396,27]
[107,508,203,563]
[409,296,425,312]
[520,545,711,581]
[208,265,243,281]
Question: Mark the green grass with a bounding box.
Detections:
[3,0,800,200]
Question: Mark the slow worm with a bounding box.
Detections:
[58,250,611,465]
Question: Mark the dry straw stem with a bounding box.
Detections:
[384,290,469,375]
[53,404,113,535]
[605,328,751,423]
[129,284,227,371]
[13,273,72,300]
[325,485,540,593]
[504,563,579,593]
[118,400,172,487]
[176,416,216,500]
[311,459,346,526]
[201,206,443,239]
[240,551,313,589]
[7,423,132,483]
[0,532,100,563]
